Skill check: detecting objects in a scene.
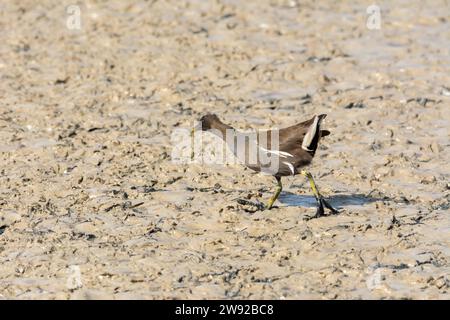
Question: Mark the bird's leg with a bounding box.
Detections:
[266,177,282,210]
[300,170,339,218]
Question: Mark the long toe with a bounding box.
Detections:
[304,203,324,220]
[322,198,339,214]
[309,199,324,219]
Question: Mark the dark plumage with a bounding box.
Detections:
[197,113,338,218]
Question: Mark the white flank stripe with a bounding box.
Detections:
[259,146,293,158]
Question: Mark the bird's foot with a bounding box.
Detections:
[304,200,324,220]
[322,198,339,215]
[304,197,339,220]
[237,199,266,211]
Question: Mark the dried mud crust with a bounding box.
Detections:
[0,1,449,299]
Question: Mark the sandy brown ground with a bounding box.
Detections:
[0,0,449,299]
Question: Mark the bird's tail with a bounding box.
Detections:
[302,114,329,154]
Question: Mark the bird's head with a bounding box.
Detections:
[198,113,221,131]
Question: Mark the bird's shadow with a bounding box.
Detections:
[278,191,383,210]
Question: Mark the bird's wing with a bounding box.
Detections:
[279,114,329,153]
[278,116,316,150]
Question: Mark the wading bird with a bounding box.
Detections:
[194,113,339,218]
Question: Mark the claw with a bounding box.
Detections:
[305,197,338,220]
[322,198,339,214]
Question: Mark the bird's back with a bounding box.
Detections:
[201,113,330,177]
[279,115,328,153]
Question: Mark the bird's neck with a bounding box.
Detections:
[208,121,234,140]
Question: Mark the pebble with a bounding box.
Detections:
[0,210,21,227]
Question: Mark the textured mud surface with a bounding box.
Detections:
[0,1,449,299]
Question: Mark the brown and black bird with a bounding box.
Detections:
[194,113,339,218]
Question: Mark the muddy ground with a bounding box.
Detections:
[0,0,449,299]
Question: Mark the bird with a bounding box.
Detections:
[193,113,339,218]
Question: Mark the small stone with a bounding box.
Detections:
[430,142,442,153]
[67,265,83,291]
[435,276,449,289]
[0,210,21,227]
[420,175,436,184]
[440,87,450,96]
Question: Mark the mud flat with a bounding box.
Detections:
[0,1,449,299]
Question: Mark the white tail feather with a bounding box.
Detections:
[302,115,320,152]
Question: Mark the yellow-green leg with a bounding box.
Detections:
[300,170,338,218]
[266,176,282,210]
[301,170,321,198]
